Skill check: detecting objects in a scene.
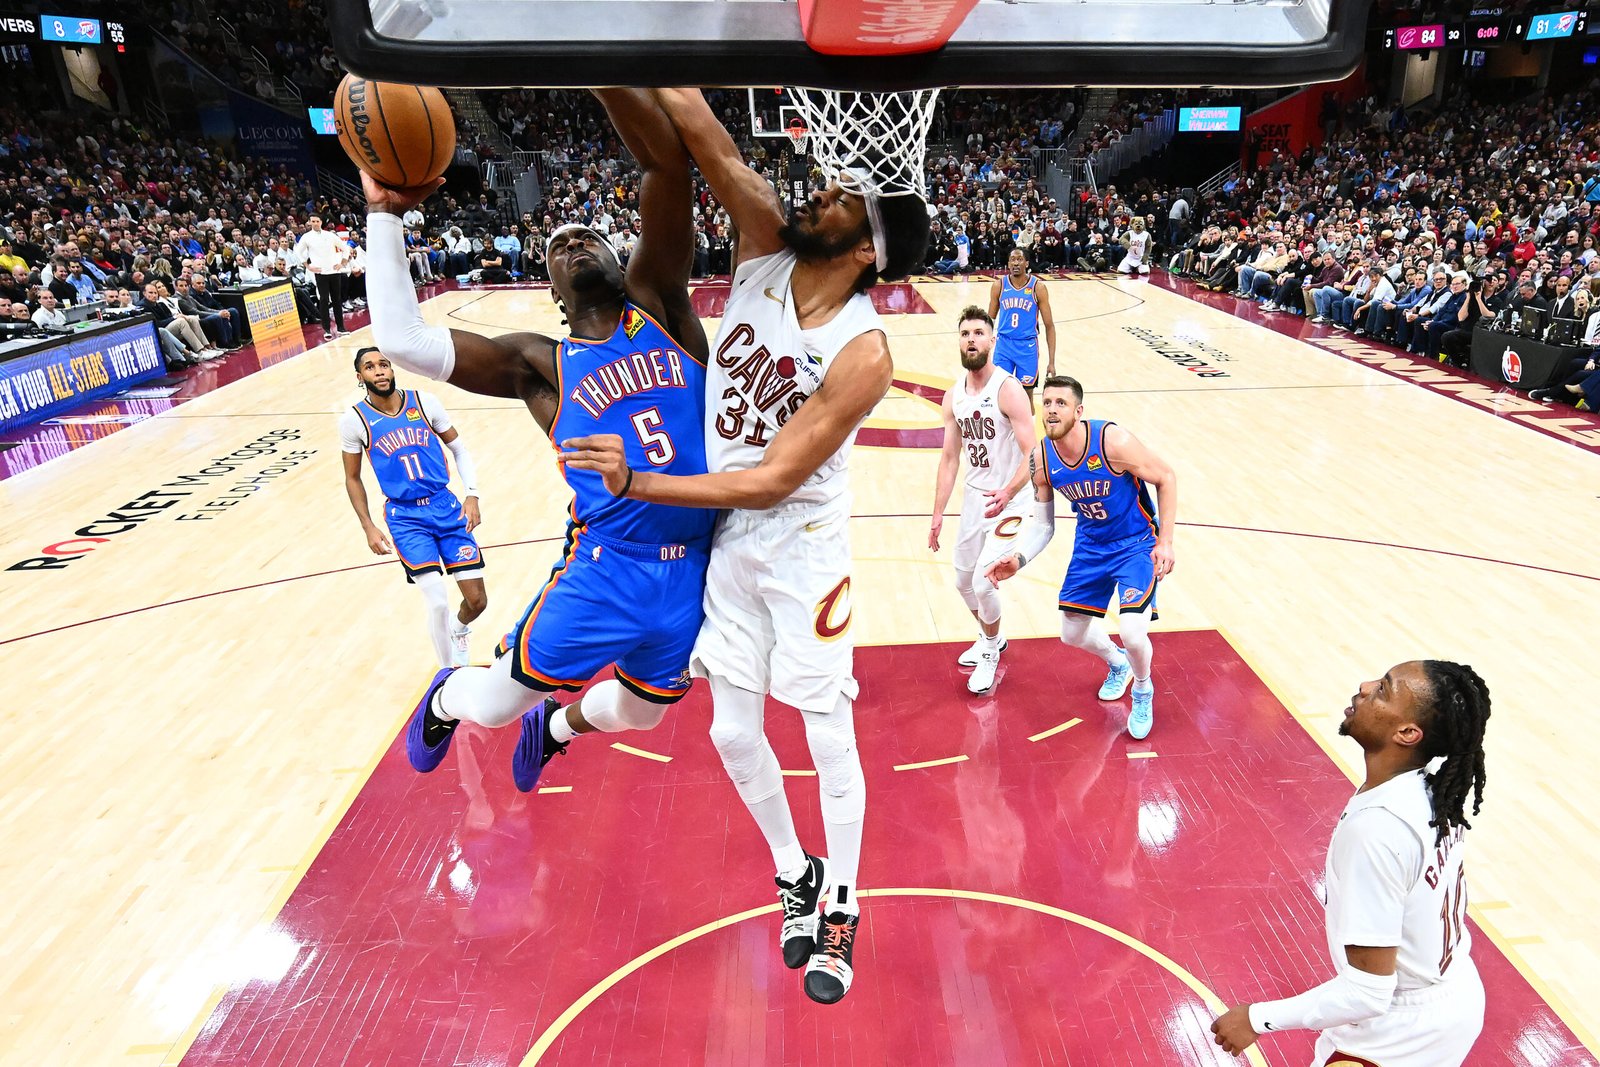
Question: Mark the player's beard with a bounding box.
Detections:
[780,210,868,263]
[960,346,990,371]
[367,380,397,398]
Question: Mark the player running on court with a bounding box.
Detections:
[561,87,929,1005]
[928,306,1037,695]
[986,375,1176,740]
[988,247,1056,404]
[1212,661,1491,1067]
[340,346,487,668]
[362,90,713,788]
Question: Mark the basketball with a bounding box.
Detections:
[333,74,456,187]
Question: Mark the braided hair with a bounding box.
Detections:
[1417,661,1491,845]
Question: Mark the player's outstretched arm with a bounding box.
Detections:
[984,445,1055,584]
[929,388,961,551]
[364,175,560,422]
[561,332,893,510]
[594,90,707,361]
[1035,281,1058,377]
[1102,424,1176,577]
[652,89,785,266]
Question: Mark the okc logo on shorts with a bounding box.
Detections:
[1120,586,1144,604]
[671,668,693,689]
[1501,345,1522,383]
[455,545,476,561]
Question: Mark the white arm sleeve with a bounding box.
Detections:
[445,436,480,496]
[1011,496,1056,569]
[337,408,367,454]
[1248,964,1397,1033]
[367,212,457,381]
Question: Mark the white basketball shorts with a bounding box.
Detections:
[952,486,1030,575]
[692,495,857,712]
[1311,960,1485,1067]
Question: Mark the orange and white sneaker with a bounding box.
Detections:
[803,910,859,1005]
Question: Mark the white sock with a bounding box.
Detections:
[548,706,579,743]
[1133,676,1154,692]
[829,883,859,917]
[980,631,1002,651]
[775,848,808,883]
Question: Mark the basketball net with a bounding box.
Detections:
[785,118,811,158]
[786,88,938,202]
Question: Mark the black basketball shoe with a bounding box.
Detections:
[777,854,829,969]
[803,909,860,1005]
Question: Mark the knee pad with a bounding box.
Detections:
[709,718,766,783]
[803,701,864,815]
[970,567,1002,627]
[615,689,668,731]
[955,567,980,613]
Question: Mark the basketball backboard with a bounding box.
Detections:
[330,0,1370,91]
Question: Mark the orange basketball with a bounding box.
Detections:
[334,75,456,187]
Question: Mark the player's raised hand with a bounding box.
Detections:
[1151,538,1175,578]
[558,434,633,497]
[928,514,942,552]
[1209,1005,1258,1056]
[360,172,445,215]
[984,553,1021,585]
[982,485,1015,519]
[462,496,482,533]
[364,525,393,556]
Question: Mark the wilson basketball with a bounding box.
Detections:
[334,75,456,187]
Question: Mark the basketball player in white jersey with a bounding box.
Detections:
[928,305,1036,694]
[1211,660,1491,1066]
[562,87,929,1006]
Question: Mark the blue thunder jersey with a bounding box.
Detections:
[996,274,1039,346]
[354,389,452,502]
[1044,419,1158,545]
[553,304,713,546]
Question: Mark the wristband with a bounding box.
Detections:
[614,468,634,498]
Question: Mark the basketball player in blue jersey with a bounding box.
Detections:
[360,89,713,790]
[340,346,487,668]
[988,248,1057,406]
[986,376,1177,739]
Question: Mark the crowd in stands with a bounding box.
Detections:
[13,17,1600,410]
[0,102,382,371]
[1146,77,1600,404]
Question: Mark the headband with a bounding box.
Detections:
[545,223,618,270]
[835,167,889,272]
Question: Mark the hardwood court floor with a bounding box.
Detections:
[0,274,1594,1065]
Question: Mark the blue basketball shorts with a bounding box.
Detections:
[1058,533,1159,619]
[993,338,1040,387]
[498,525,709,704]
[384,490,484,582]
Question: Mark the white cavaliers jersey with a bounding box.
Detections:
[706,250,885,507]
[951,367,1023,494]
[1323,768,1472,992]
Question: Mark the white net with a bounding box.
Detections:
[787,88,939,202]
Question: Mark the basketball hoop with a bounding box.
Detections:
[786,88,938,201]
[785,118,811,157]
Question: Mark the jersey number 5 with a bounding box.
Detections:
[631,407,676,466]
